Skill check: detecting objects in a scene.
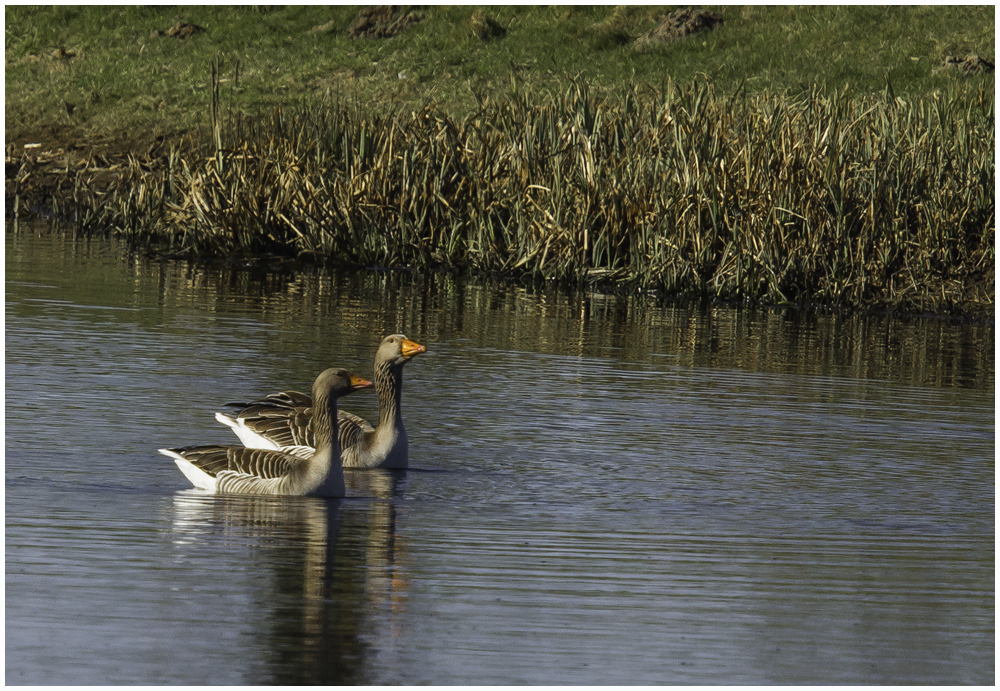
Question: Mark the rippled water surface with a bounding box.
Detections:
[5,228,994,684]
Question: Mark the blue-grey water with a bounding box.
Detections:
[5,227,994,684]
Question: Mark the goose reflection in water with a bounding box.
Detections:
[170,469,406,684]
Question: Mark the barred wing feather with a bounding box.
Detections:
[166,445,302,479]
[337,409,374,453]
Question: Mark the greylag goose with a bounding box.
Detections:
[160,369,372,497]
[215,334,426,469]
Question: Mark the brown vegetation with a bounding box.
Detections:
[7,78,992,315]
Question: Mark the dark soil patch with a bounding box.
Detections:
[7,122,174,160]
[941,54,995,75]
[51,45,76,61]
[150,22,204,39]
[6,123,179,226]
[348,6,425,39]
[168,22,204,38]
[469,10,506,42]
[634,9,723,49]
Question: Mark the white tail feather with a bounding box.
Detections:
[214,412,282,450]
[158,449,218,492]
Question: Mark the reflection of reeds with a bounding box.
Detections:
[10,79,994,312]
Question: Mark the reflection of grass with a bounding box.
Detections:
[4,6,995,143]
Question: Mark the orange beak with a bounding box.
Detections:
[401,338,428,358]
[350,374,374,390]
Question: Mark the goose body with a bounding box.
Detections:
[216,335,426,469]
[161,369,372,497]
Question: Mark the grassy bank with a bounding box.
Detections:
[5,5,994,146]
[4,6,996,315]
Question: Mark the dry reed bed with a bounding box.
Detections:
[10,81,995,312]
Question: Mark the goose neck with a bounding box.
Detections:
[312,388,339,453]
[304,389,345,496]
[375,361,403,427]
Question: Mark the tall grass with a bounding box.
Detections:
[11,78,995,313]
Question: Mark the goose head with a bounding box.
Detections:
[314,368,374,400]
[376,334,427,369]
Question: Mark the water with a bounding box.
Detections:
[5,227,994,684]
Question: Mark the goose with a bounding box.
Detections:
[216,334,426,469]
[159,369,372,497]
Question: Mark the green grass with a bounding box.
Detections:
[5,5,995,145]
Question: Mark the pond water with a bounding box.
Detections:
[5,227,994,684]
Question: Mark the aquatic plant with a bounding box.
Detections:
[7,77,995,313]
